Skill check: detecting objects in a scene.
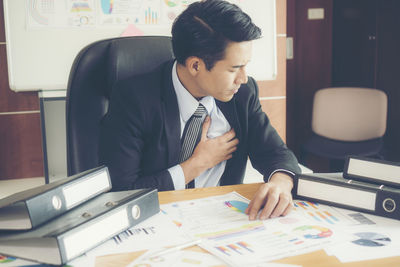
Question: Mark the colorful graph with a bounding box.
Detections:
[294,200,349,225]
[224,200,248,213]
[101,0,114,14]
[164,0,179,7]
[307,210,339,225]
[294,201,319,210]
[70,2,92,12]
[352,232,391,247]
[196,222,264,240]
[293,225,333,239]
[0,255,16,263]
[145,7,158,24]
[215,241,254,256]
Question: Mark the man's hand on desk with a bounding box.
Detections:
[245,172,294,220]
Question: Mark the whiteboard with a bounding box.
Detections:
[4,0,276,92]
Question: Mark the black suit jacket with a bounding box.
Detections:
[99,60,300,191]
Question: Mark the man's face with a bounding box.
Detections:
[195,41,252,102]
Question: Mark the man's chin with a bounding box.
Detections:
[216,94,235,102]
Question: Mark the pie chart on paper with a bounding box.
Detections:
[225,200,248,213]
[351,232,391,247]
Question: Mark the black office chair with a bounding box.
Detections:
[301,87,388,171]
[66,36,174,176]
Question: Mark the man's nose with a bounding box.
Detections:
[235,68,248,85]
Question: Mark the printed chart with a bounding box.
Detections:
[293,225,333,239]
[224,200,248,213]
[161,192,339,265]
[351,232,391,247]
[201,223,334,266]
[293,200,356,226]
[0,256,15,263]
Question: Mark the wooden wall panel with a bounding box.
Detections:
[0,0,43,180]
[258,37,287,98]
[257,0,287,143]
[260,99,286,141]
[0,47,39,112]
[0,113,44,179]
[276,0,287,34]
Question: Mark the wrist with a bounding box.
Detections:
[180,157,207,184]
[269,173,294,191]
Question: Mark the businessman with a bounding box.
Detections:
[99,0,301,220]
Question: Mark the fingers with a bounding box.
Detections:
[258,191,279,220]
[246,183,293,220]
[221,128,236,142]
[282,201,294,216]
[200,116,211,140]
[246,185,268,220]
[264,193,292,219]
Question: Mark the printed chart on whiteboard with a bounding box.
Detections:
[6,0,276,92]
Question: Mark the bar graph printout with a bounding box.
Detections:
[292,200,368,226]
[161,192,346,266]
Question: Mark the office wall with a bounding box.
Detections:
[0,1,288,180]
[286,0,333,171]
[287,0,400,172]
[0,0,44,180]
[258,0,288,141]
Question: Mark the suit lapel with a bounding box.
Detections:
[161,61,181,166]
[216,98,241,141]
[216,97,242,184]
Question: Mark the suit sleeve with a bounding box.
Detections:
[99,81,175,191]
[245,78,301,180]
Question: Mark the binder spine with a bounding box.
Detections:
[344,156,400,188]
[376,190,400,220]
[295,173,400,221]
[59,189,159,263]
[26,167,111,228]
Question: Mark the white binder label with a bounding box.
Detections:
[62,170,110,208]
[62,209,129,260]
[298,179,377,211]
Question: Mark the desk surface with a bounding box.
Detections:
[96,183,400,267]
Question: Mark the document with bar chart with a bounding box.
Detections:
[292,200,375,227]
[161,192,348,266]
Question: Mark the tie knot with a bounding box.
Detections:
[193,104,207,118]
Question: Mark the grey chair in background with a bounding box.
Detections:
[301,87,388,171]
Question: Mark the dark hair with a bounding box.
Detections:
[171,0,262,70]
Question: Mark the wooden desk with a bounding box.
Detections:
[97,183,400,266]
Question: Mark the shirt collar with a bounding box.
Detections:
[172,61,214,123]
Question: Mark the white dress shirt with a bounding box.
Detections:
[168,61,230,189]
[167,62,294,189]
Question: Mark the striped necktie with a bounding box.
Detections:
[179,103,207,188]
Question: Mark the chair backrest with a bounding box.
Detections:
[66,36,174,176]
[311,87,387,141]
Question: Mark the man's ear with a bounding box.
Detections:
[185,57,203,76]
